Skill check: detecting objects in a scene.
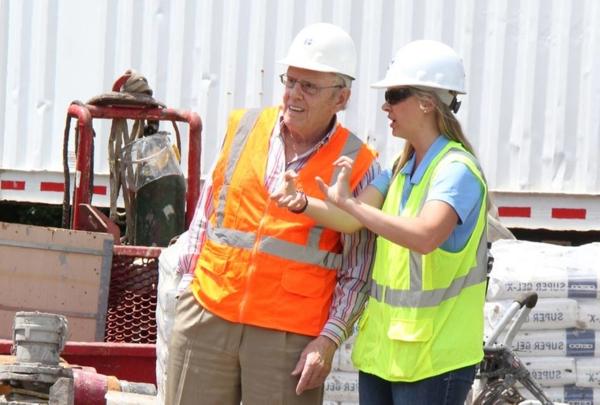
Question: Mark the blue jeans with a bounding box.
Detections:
[358,365,476,405]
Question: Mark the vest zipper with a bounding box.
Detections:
[239,197,272,320]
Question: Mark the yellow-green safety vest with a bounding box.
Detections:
[352,140,488,382]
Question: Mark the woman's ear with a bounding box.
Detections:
[419,97,436,114]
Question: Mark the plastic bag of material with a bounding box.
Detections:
[519,356,576,387]
[121,132,182,192]
[155,232,187,404]
[576,358,600,388]
[512,329,600,357]
[485,298,579,331]
[521,386,594,405]
[578,299,600,330]
[487,240,600,301]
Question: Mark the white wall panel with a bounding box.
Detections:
[1,0,599,199]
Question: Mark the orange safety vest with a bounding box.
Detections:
[190,106,377,336]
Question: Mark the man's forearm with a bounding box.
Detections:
[321,227,375,346]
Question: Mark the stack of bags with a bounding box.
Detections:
[486,240,600,405]
[324,334,360,405]
[155,235,187,405]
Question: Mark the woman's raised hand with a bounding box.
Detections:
[316,156,354,206]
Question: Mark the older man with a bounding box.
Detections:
[166,22,379,405]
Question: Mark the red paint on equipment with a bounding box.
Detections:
[37,182,106,194]
[40,182,64,192]
[497,206,531,218]
[551,208,586,219]
[92,185,107,195]
[1,180,25,190]
[0,339,156,385]
[72,368,108,405]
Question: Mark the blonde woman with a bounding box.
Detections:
[272,40,488,405]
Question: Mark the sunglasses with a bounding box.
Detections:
[385,87,413,105]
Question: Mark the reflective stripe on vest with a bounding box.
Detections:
[370,233,487,307]
[206,224,342,269]
[215,108,261,226]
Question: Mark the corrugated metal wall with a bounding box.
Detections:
[1,0,599,196]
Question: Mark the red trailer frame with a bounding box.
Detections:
[66,103,202,230]
[64,96,202,344]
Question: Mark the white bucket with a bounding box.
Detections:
[12,312,68,365]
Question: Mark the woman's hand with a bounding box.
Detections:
[270,161,369,234]
[270,170,307,212]
[316,156,354,207]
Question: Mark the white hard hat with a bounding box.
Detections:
[277,23,357,79]
[371,40,466,94]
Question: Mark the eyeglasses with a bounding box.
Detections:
[280,74,344,96]
[384,87,413,105]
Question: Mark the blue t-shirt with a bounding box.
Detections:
[370,136,483,252]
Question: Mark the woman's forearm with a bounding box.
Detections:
[304,196,364,234]
[339,198,458,254]
[303,184,385,234]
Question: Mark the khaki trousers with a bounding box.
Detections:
[165,287,324,405]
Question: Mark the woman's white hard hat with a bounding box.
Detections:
[371,39,466,94]
[277,23,357,79]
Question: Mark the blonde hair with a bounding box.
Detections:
[392,87,476,174]
[391,87,491,211]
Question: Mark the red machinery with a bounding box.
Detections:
[65,76,202,231]
[0,74,199,401]
[61,72,202,353]
[0,313,157,403]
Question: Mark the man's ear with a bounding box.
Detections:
[334,88,351,112]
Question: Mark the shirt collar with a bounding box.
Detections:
[277,110,338,159]
[400,135,449,184]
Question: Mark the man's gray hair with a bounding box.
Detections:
[336,73,353,89]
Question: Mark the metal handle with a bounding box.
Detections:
[515,292,538,309]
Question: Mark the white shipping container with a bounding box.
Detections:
[1,0,599,230]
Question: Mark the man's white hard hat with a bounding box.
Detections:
[371,39,466,95]
[277,23,357,79]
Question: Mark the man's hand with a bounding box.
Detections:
[270,170,306,212]
[291,335,337,395]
